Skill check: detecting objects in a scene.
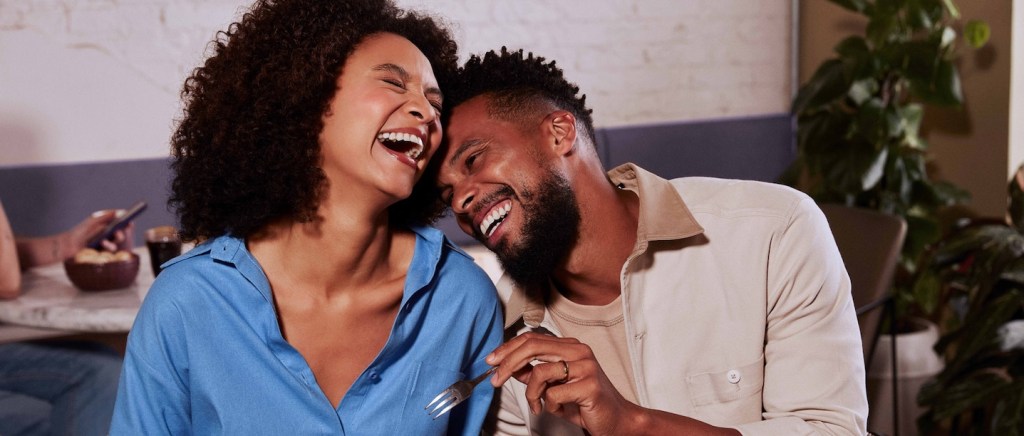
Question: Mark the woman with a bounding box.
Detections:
[1,201,124,435]
[110,1,503,434]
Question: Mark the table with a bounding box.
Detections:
[0,247,157,343]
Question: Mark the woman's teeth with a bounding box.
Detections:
[376,132,424,160]
[480,203,512,237]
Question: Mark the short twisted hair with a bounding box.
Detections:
[443,47,595,144]
[170,0,457,241]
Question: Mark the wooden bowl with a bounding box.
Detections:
[64,253,140,291]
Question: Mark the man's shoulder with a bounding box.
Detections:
[668,176,811,218]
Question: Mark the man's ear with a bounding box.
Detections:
[543,110,577,156]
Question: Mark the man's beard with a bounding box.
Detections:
[493,169,580,290]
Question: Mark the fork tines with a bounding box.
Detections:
[426,389,462,419]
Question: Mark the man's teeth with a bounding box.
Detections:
[480,203,512,237]
[376,132,424,160]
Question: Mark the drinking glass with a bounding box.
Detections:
[145,226,182,276]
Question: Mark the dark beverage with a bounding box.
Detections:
[145,226,182,277]
[147,240,182,276]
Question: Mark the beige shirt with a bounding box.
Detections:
[548,292,638,404]
[488,164,868,436]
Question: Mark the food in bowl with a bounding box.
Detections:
[64,248,140,291]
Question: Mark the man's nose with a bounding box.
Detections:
[451,183,476,215]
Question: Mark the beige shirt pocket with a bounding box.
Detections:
[684,354,765,411]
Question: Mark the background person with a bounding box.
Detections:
[110,1,502,434]
[434,48,868,435]
[0,199,126,436]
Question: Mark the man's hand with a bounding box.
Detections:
[485,332,646,435]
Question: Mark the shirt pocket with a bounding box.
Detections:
[686,355,764,407]
[399,360,465,434]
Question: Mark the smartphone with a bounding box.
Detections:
[87,201,148,249]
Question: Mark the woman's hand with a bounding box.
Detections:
[68,210,133,254]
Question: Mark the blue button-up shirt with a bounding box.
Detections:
[111,226,503,435]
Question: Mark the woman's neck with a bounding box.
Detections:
[249,199,407,298]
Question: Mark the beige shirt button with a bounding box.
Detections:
[727,370,741,384]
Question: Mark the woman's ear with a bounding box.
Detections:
[543,110,578,156]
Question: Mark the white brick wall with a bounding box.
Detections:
[0,0,792,166]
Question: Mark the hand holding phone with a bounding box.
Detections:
[87,201,147,249]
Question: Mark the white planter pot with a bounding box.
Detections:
[866,318,944,436]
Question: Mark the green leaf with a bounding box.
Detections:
[900,104,925,149]
[941,0,961,19]
[925,372,1007,421]
[793,59,849,114]
[835,36,871,58]
[931,180,972,206]
[828,0,869,13]
[862,146,889,190]
[900,40,942,84]
[965,20,991,49]
[854,98,887,142]
[913,268,943,315]
[943,292,1021,375]
[866,13,898,47]
[884,106,903,139]
[939,26,956,50]
[1010,165,1024,232]
[1001,260,1024,286]
[905,214,941,259]
[905,0,934,30]
[993,386,1024,436]
[847,78,878,105]
[911,60,964,106]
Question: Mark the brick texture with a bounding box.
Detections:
[0,0,792,165]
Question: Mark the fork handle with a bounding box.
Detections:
[470,366,498,385]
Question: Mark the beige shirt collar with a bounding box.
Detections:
[501,163,705,330]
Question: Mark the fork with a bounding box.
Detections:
[425,366,497,419]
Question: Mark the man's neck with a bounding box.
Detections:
[553,169,639,306]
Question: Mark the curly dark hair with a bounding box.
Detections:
[442,47,595,145]
[169,0,458,241]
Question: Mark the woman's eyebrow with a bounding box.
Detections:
[373,63,409,80]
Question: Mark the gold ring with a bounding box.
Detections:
[560,360,569,382]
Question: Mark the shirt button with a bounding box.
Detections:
[369,371,380,382]
[727,370,741,384]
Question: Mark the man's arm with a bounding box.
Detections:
[733,197,867,434]
[485,332,740,436]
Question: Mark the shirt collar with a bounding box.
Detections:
[607,163,704,243]
[501,163,704,329]
[204,225,449,307]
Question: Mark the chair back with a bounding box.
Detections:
[818,204,907,359]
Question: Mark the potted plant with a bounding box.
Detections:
[783,0,990,325]
[911,165,1024,434]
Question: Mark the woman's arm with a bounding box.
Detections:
[0,201,21,299]
[0,205,125,299]
[15,210,121,269]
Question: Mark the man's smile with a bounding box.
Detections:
[479,200,512,239]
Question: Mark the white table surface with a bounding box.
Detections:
[0,246,157,336]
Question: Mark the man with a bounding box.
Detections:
[434,48,868,435]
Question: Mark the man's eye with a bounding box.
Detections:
[429,100,443,112]
[383,78,404,88]
[466,153,479,169]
